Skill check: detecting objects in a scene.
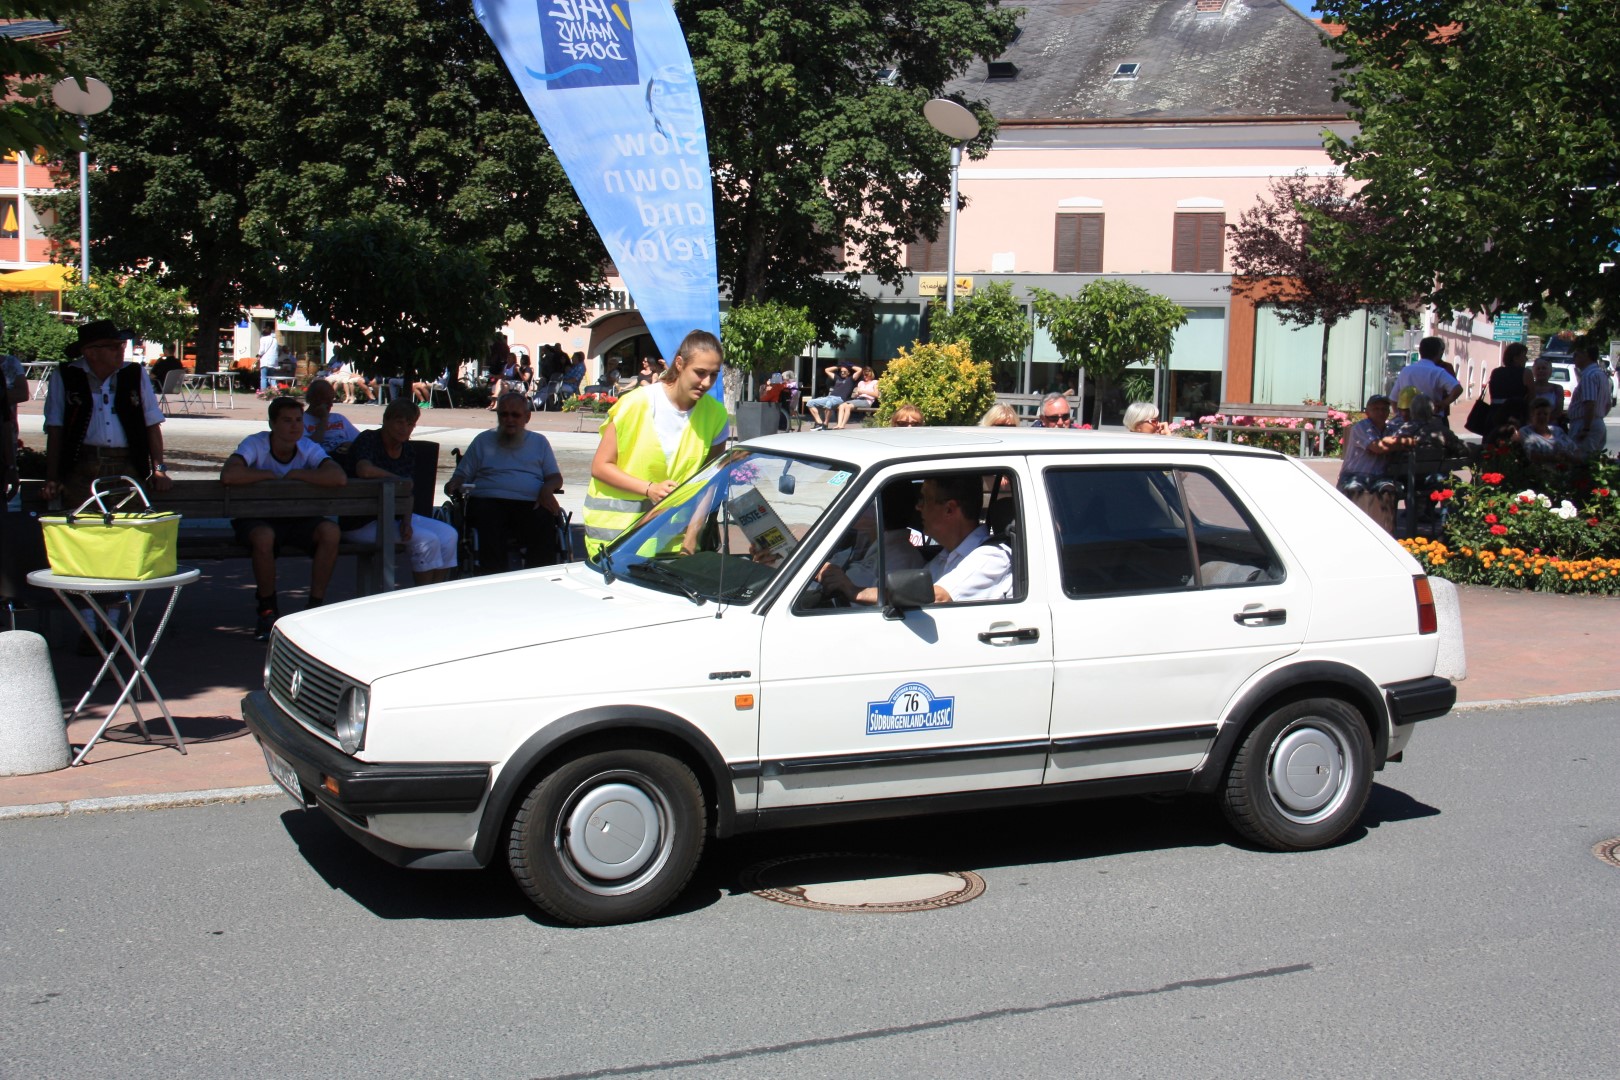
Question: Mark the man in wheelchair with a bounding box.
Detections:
[444,392,564,574]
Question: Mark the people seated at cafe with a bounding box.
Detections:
[445,391,564,574]
[221,396,347,640]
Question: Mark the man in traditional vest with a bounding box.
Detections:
[42,319,172,508]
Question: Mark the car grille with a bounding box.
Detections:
[267,634,352,736]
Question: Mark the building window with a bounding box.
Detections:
[906,234,948,273]
[1054,214,1104,273]
[1172,213,1224,272]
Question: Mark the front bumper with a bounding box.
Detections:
[242,690,492,867]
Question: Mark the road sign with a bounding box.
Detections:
[1492,313,1528,342]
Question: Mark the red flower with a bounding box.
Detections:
[1489,524,1508,535]
[1481,472,1504,485]
[1484,514,1498,524]
[1429,490,1444,502]
[1508,505,1519,514]
[1598,488,1612,497]
[1532,548,1541,555]
[1589,518,1601,526]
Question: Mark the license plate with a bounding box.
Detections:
[261,744,304,805]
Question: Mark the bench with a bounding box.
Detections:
[1206,402,1334,457]
[996,392,1076,425]
[16,475,418,597]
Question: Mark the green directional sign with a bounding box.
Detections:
[1493,313,1527,342]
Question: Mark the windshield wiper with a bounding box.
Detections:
[587,547,616,584]
[627,559,706,605]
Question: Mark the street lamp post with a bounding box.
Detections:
[923,98,980,315]
[50,76,113,284]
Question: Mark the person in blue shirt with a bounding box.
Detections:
[445,392,564,573]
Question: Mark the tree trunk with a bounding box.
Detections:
[191,283,226,375]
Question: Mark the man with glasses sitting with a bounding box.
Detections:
[1034,392,1077,429]
[445,392,565,573]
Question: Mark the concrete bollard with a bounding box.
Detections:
[0,629,72,774]
[1429,577,1468,682]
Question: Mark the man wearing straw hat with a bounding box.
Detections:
[41,319,172,508]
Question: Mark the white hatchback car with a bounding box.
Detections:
[244,429,1455,925]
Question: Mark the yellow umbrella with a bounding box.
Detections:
[0,264,75,293]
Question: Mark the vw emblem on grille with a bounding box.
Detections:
[289,667,304,701]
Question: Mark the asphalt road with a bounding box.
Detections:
[3,701,1617,1079]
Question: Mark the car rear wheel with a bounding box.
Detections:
[508,747,706,926]
[1221,697,1373,851]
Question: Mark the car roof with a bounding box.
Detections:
[740,426,1286,469]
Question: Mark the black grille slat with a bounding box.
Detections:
[267,634,361,734]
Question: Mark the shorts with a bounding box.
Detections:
[232,516,328,554]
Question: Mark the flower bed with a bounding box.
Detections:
[561,392,617,413]
[1169,404,1352,457]
[1399,452,1620,595]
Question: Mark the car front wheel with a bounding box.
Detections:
[508,746,706,926]
[1221,697,1373,851]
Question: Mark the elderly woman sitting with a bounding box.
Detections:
[1517,396,1580,462]
[1123,401,1169,434]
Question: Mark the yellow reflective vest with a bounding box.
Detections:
[583,385,729,557]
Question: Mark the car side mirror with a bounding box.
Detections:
[883,568,934,618]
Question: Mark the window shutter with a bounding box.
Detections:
[1054,214,1104,273]
[906,235,947,272]
[1172,213,1224,272]
[1078,214,1103,273]
[1054,215,1079,272]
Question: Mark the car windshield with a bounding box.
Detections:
[594,448,854,604]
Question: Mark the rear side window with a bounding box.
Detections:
[1045,466,1283,597]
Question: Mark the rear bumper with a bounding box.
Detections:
[242,690,491,868]
[1383,676,1456,725]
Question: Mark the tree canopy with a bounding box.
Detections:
[680,0,1020,338]
[1030,280,1187,423]
[1318,1,1620,332]
[62,269,192,346]
[925,280,1033,369]
[0,1,90,157]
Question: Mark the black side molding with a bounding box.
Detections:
[1384,676,1456,725]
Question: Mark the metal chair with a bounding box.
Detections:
[158,369,199,415]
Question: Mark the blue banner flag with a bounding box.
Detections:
[475,0,720,364]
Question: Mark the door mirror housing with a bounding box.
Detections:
[883,568,935,617]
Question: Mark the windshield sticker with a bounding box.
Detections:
[829,471,851,486]
[867,682,955,736]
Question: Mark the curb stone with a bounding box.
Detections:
[0,785,282,821]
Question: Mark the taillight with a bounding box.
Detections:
[1413,575,1437,634]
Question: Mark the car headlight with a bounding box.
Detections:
[335,685,369,754]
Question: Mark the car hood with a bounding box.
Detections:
[274,564,709,682]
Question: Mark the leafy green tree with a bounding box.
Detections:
[242,0,609,376]
[721,300,817,373]
[289,210,506,376]
[874,339,995,426]
[1317,1,1620,332]
[925,280,1033,382]
[680,0,1020,336]
[1,296,74,361]
[1030,280,1187,425]
[61,269,192,347]
[0,1,92,157]
[46,0,263,373]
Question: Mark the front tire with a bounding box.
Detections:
[508,747,706,926]
[1221,698,1373,851]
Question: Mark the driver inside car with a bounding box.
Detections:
[841,472,1011,606]
[813,481,925,603]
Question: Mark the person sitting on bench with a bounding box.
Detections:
[222,396,347,640]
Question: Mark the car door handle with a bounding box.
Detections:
[1233,608,1287,627]
[978,626,1040,644]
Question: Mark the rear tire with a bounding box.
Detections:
[508,747,706,926]
[1221,697,1372,851]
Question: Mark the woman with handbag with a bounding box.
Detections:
[1483,341,1531,433]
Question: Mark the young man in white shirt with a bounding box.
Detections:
[222,396,347,639]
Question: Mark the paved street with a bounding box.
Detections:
[3,701,1616,1079]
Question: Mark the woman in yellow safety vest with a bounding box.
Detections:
[584,329,729,557]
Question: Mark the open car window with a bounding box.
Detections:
[597,449,853,604]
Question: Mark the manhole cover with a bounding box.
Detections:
[742,852,985,914]
[1593,837,1620,869]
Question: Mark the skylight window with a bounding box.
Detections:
[987,61,1018,81]
[1112,63,1140,80]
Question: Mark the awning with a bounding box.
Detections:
[0,264,74,293]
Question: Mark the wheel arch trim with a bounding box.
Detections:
[472,705,738,866]
[1189,660,1390,794]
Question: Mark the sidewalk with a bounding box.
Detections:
[3,558,1616,814]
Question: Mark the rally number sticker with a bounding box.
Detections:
[867,682,955,735]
